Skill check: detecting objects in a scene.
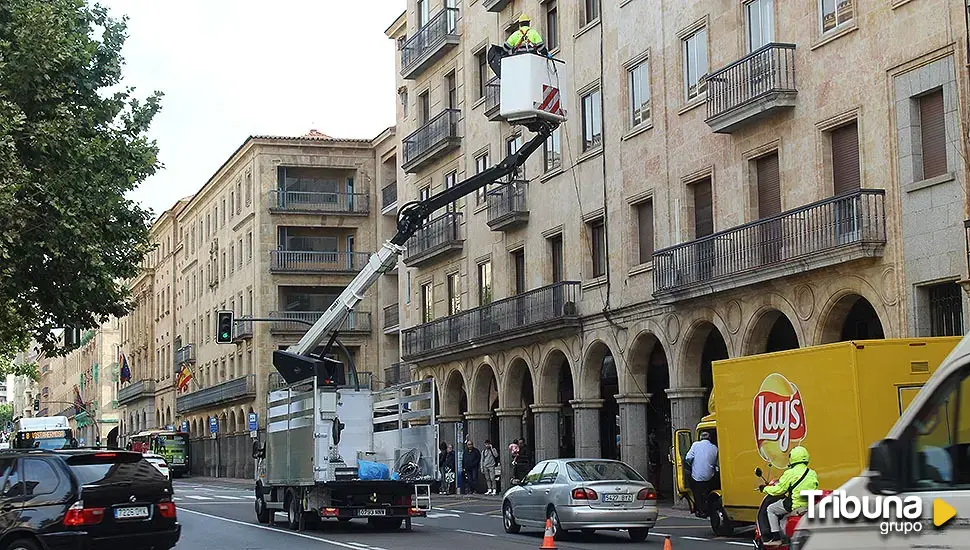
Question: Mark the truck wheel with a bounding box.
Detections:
[255,493,271,524]
[286,491,301,530]
[709,496,734,537]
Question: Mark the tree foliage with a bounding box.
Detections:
[0,403,12,429]
[0,0,161,358]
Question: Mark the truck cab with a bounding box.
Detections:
[672,401,732,535]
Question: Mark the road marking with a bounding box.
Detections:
[681,536,711,541]
[410,522,424,526]
[649,532,672,537]
[186,495,214,500]
[180,508,367,549]
[215,495,244,500]
[426,512,461,518]
[726,542,752,547]
[455,529,496,537]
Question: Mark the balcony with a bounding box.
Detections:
[652,189,886,301]
[269,190,370,215]
[270,251,369,274]
[117,379,155,406]
[234,317,253,340]
[402,281,581,362]
[706,43,797,134]
[384,363,412,387]
[400,8,460,80]
[269,311,371,335]
[176,374,256,414]
[484,77,503,121]
[384,304,400,334]
[174,344,195,365]
[487,181,529,231]
[382,182,398,213]
[403,212,463,267]
[482,0,512,11]
[402,109,461,173]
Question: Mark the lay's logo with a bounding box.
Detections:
[753,373,807,468]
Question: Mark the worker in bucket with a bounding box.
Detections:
[504,14,547,56]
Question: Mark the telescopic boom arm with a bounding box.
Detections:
[273,121,558,375]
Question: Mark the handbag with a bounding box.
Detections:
[783,467,811,511]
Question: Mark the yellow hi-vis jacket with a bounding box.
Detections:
[506,26,543,51]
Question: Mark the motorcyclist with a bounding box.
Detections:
[759,446,818,547]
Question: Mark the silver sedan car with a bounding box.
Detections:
[502,458,659,542]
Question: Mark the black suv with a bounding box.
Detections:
[0,448,180,550]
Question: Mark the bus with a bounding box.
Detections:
[128,429,190,477]
[12,416,77,450]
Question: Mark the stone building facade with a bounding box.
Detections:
[117,130,402,477]
[388,0,970,497]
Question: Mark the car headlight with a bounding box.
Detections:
[789,528,811,550]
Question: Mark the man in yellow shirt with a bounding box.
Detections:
[505,14,547,55]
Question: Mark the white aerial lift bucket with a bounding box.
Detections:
[499,54,568,125]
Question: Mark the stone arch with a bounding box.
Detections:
[141,411,147,432]
[229,410,237,433]
[538,347,575,404]
[155,410,160,428]
[627,329,673,496]
[470,362,499,412]
[165,406,172,427]
[501,356,535,409]
[191,419,198,435]
[625,330,669,397]
[580,340,615,400]
[441,368,468,417]
[817,291,887,344]
[741,307,801,356]
[680,319,730,412]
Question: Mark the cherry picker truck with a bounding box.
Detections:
[250,51,567,533]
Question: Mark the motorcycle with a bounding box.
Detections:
[752,467,831,550]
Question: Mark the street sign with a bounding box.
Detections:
[181,420,189,433]
[248,412,258,431]
[209,417,218,434]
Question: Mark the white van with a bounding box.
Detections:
[792,333,970,549]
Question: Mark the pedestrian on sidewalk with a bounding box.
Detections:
[438,441,455,495]
[513,438,532,482]
[462,439,482,494]
[481,440,500,495]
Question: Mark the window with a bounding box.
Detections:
[221,199,226,226]
[629,59,651,127]
[229,244,234,274]
[476,50,488,100]
[583,0,599,26]
[512,249,526,294]
[1,460,22,498]
[445,171,458,213]
[417,0,429,27]
[692,178,714,238]
[418,91,430,125]
[229,192,234,219]
[589,219,606,278]
[746,0,774,52]
[927,282,964,337]
[545,1,559,51]
[819,0,853,34]
[247,232,253,262]
[238,238,243,267]
[399,88,408,117]
[446,72,457,110]
[581,88,602,151]
[544,127,562,172]
[507,134,524,179]
[919,90,947,180]
[756,152,781,217]
[523,462,546,484]
[420,282,433,323]
[245,171,253,206]
[831,122,861,195]
[538,461,559,484]
[636,200,654,264]
[475,153,490,204]
[236,182,242,214]
[478,261,492,305]
[901,368,970,489]
[683,27,708,102]
[549,234,564,283]
[419,186,430,202]
[447,273,461,315]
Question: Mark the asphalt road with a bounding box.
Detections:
[172,479,755,550]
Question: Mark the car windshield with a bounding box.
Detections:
[565,460,644,482]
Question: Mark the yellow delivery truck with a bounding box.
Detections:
[672,337,961,536]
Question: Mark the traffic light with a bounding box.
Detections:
[63,327,82,348]
[32,398,39,412]
[216,311,234,344]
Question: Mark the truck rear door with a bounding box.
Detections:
[672,429,693,498]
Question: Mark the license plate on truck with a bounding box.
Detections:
[357,508,387,517]
[114,506,150,519]
[603,494,633,503]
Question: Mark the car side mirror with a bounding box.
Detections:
[866,438,900,494]
[755,467,762,478]
[511,479,521,486]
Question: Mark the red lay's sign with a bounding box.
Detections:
[753,373,807,468]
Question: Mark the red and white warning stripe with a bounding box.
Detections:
[537,85,564,116]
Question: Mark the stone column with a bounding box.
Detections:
[464,413,492,493]
[616,394,649,479]
[664,387,708,508]
[496,408,524,486]
[569,399,604,459]
[530,404,561,463]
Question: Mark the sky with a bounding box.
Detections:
[98,1,406,217]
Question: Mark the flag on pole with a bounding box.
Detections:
[119,353,131,384]
[176,365,193,392]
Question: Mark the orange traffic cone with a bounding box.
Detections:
[539,518,557,549]
[663,535,673,550]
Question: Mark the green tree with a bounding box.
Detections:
[0,0,161,359]
[0,403,12,429]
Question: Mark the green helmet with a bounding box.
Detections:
[789,446,810,466]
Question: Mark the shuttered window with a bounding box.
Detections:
[756,152,781,218]
[920,90,947,180]
[692,178,714,238]
[831,122,860,196]
[637,200,654,264]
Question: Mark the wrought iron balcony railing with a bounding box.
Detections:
[118,379,156,406]
[653,189,886,294]
[486,181,528,231]
[176,374,256,414]
[234,316,253,340]
[706,43,797,133]
[400,7,460,79]
[403,281,581,360]
[403,212,462,266]
[269,190,370,214]
[484,77,502,120]
[382,182,398,210]
[384,304,400,332]
[269,311,371,334]
[270,251,369,273]
[384,363,412,387]
[402,109,461,173]
[174,344,195,365]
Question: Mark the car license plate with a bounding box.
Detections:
[603,493,634,503]
[114,506,150,519]
[357,508,386,517]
